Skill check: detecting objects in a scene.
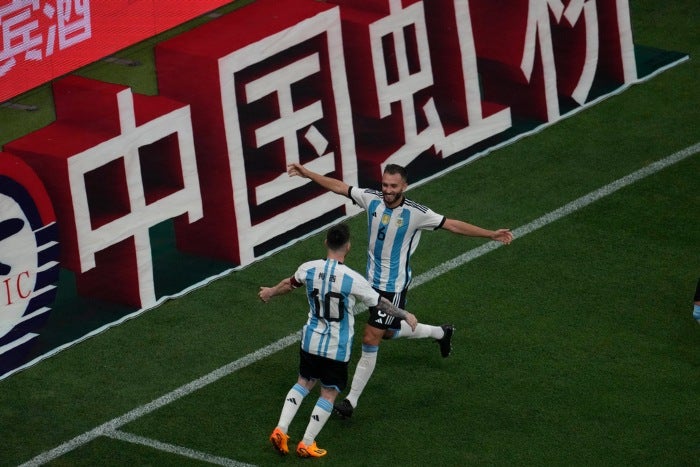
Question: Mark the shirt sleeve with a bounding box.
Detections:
[352,270,380,308]
[348,186,372,210]
[420,207,446,231]
[292,262,311,288]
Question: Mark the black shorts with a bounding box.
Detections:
[367,289,407,331]
[299,348,349,392]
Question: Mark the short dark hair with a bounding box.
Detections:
[327,223,350,250]
[384,164,407,182]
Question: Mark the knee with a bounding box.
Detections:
[362,327,384,345]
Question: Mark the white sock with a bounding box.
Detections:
[301,398,333,445]
[397,320,444,339]
[277,383,308,433]
[346,345,378,408]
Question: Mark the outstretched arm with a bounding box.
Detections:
[258,277,296,303]
[377,297,418,331]
[442,218,513,245]
[287,162,350,196]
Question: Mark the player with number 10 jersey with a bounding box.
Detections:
[292,257,380,362]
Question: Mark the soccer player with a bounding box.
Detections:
[287,162,513,418]
[259,223,418,458]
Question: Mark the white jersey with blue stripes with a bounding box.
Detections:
[348,187,445,293]
[293,258,380,362]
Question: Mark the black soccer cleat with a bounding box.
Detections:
[333,398,354,419]
[437,325,454,358]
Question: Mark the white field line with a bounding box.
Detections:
[19,142,699,466]
[105,430,255,467]
[411,141,700,288]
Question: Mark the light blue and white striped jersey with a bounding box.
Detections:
[348,187,445,293]
[292,258,380,362]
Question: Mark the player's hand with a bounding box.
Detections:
[287,163,307,178]
[258,287,272,303]
[492,229,513,245]
[404,312,418,331]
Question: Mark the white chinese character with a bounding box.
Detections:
[218,7,357,265]
[367,0,439,169]
[0,0,43,76]
[519,0,564,120]
[245,53,332,204]
[56,0,90,49]
[68,86,202,307]
[42,2,56,55]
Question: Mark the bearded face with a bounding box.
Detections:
[381,172,407,208]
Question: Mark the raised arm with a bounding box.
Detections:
[287,162,350,196]
[442,218,513,245]
[258,277,296,303]
[377,296,418,331]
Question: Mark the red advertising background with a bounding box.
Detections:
[0,0,690,384]
[0,0,236,103]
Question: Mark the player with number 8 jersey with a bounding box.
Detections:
[352,187,444,294]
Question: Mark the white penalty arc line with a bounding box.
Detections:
[19,142,699,466]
